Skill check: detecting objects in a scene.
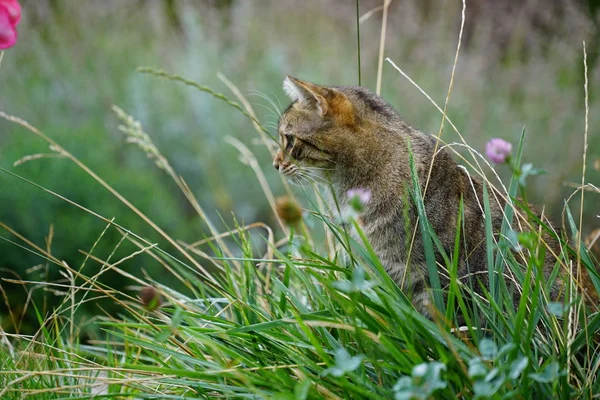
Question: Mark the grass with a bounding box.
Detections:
[0,165,599,399]
[1,66,599,399]
[1,1,600,398]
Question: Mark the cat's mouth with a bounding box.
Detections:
[278,162,299,177]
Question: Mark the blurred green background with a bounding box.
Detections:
[1,0,599,335]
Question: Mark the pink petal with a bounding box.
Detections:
[485,138,512,164]
[0,6,17,49]
[0,0,20,26]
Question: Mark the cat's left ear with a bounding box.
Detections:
[283,76,330,116]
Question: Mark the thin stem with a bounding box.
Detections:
[375,0,392,95]
[356,0,362,86]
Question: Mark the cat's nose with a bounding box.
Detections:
[273,160,280,170]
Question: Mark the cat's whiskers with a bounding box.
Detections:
[298,170,327,186]
[292,172,316,188]
[292,175,304,186]
[303,166,334,171]
[301,170,326,182]
[297,175,313,186]
[302,175,324,188]
[286,166,315,185]
[301,175,322,186]
[302,166,334,180]
[273,94,284,116]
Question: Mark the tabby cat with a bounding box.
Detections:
[273,76,594,317]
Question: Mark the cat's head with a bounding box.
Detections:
[272,77,359,183]
[273,77,401,186]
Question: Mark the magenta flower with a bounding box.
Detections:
[347,188,371,212]
[485,138,512,164]
[0,0,21,50]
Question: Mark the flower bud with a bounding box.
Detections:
[485,138,512,164]
[347,188,371,212]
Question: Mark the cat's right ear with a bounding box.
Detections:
[283,76,329,116]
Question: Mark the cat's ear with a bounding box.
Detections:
[283,76,330,116]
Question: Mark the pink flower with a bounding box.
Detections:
[347,188,371,212]
[485,138,512,164]
[0,0,21,50]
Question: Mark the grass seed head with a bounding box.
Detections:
[275,195,303,226]
[138,286,163,311]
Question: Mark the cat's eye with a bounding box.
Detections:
[285,135,295,150]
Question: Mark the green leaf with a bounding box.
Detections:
[468,358,488,379]
[473,380,498,398]
[528,361,563,383]
[517,163,545,187]
[154,329,171,343]
[332,266,375,293]
[473,368,506,398]
[509,357,529,380]
[497,343,516,358]
[322,348,364,377]
[294,379,312,400]
[547,302,566,317]
[571,311,600,353]
[171,306,183,327]
[406,139,445,314]
[479,339,498,360]
[393,377,419,400]
[412,362,447,395]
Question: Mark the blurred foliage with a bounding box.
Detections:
[0,0,599,334]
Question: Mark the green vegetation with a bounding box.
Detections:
[0,108,598,397]
[1,1,599,398]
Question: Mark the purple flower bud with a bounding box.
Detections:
[347,188,371,212]
[485,138,512,164]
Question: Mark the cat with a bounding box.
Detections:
[273,76,597,318]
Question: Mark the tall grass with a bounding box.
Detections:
[1,1,599,398]
[0,110,598,397]
[1,64,599,400]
